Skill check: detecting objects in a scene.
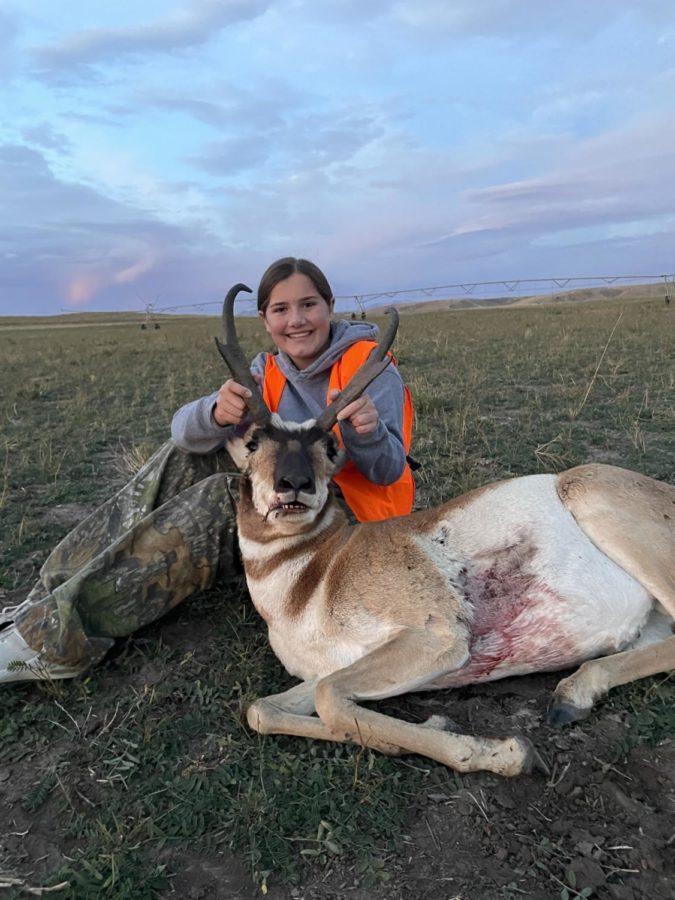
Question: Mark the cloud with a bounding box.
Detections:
[389,0,673,39]
[187,135,273,175]
[410,112,675,283]
[21,123,72,154]
[0,7,19,76]
[0,144,128,223]
[30,0,272,80]
[133,79,307,131]
[0,143,238,314]
[61,248,158,306]
[65,272,105,306]
[187,104,385,179]
[113,249,158,285]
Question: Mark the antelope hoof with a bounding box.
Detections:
[547,700,590,728]
[495,737,549,778]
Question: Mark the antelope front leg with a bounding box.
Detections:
[549,634,675,725]
[313,629,545,777]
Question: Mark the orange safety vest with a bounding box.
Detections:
[262,342,415,522]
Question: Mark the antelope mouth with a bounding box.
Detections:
[267,501,310,517]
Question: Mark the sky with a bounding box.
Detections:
[1,0,675,316]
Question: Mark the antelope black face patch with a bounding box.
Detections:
[245,421,341,521]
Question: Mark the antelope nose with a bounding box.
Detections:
[274,445,316,494]
[275,472,314,493]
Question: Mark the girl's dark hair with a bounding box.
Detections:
[257,257,334,312]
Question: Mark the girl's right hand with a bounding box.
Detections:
[212,379,253,426]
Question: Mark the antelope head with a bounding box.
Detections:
[215,283,399,533]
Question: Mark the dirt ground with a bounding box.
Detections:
[254,677,675,900]
[373,681,674,900]
[2,616,673,900]
[1,499,673,899]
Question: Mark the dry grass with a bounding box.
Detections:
[0,297,673,897]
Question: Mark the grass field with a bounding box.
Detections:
[1,298,673,899]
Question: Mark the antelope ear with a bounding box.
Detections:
[224,422,256,471]
[325,433,347,475]
[332,448,348,475]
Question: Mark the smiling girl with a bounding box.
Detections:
[172,257,415,522]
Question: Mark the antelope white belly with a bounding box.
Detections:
[418,475,653,688]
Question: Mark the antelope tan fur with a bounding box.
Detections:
[217,285,675,777]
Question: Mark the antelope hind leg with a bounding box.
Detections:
[549,633,675,725]
[552,465,675,724]
[311,628,546,777]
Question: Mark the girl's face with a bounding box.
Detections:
[260,272,333,369]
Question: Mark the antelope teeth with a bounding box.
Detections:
[267,501,310,517]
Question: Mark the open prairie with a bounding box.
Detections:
[1,299,674,899]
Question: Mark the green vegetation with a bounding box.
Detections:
[0,299,673,897]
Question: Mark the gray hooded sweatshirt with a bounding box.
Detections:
[171,319,407,485]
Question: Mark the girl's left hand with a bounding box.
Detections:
[329,389,380,435]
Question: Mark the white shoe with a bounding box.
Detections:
[0,624,82,683]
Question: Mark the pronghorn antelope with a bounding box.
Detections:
[216,284,675,777]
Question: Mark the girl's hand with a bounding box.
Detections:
[329,389,380,435]
[212,379,253,426]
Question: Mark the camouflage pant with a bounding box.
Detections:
[14,441,240,672]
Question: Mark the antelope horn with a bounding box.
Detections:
[214,283,272,426]
[315,307,399,432]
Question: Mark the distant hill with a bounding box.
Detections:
[367,281,671,315]
[2,281,672,328]
[0,311,208,329]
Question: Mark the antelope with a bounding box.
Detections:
[216,284,675,777]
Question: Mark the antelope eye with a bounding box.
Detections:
[245,439,258,453]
